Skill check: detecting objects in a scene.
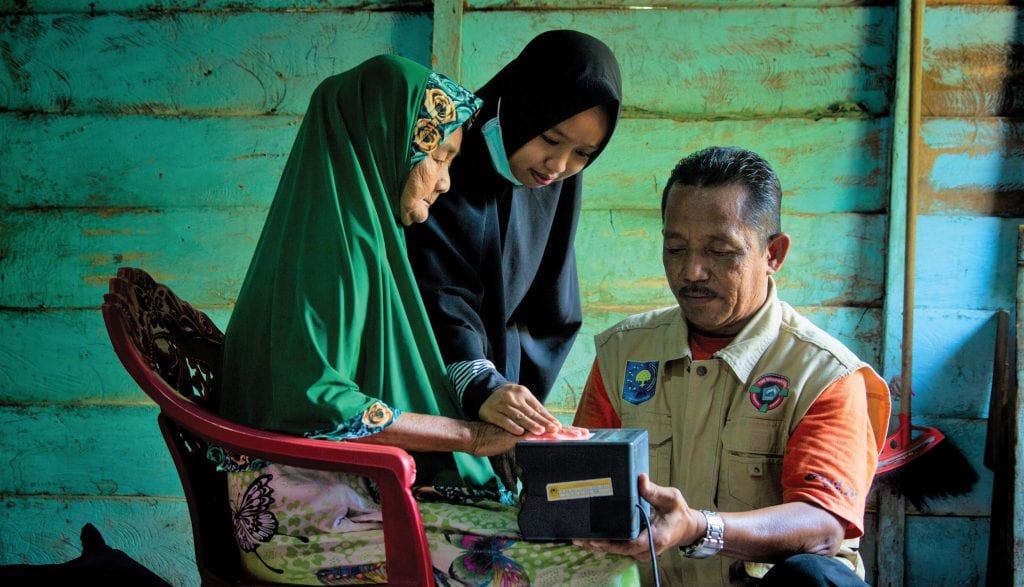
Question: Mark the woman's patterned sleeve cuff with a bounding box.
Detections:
[447,359,500,403]
[448,361,508,420]
[205,401,402,470]
[206,445,271,473]
[306,400,403,441]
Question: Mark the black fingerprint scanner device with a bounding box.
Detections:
[517,428,649,540]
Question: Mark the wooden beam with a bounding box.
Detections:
[1003,226,1024,586]
[876,0,911,581]
[875,487,907,587]
[432,0,464,80]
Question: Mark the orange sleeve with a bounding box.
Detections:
[782,366,888,539]
[573,358,621,428]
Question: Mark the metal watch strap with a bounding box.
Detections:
[679,510,725,559]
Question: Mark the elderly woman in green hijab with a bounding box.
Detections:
[211,55,637,585]
[216,54,514,495]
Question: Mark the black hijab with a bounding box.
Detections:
[476,29,622,164]
[407,30,622,419]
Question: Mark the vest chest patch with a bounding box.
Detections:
[622,360,659,405]
[749,373,790,412]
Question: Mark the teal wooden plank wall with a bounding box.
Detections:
[1,1,1019,585]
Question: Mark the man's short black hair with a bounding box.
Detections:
[661,146,782,244]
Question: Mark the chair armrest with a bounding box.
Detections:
[162,390,432,586]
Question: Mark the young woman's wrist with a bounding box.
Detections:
[461,369,509,419]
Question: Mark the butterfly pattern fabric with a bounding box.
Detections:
[231,473,309,574]
[232,474,281,573]
[446,532,530,586]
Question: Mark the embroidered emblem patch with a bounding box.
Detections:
[749,373,790,412]
[623,360,659,405]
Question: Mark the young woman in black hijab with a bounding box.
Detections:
[407,30,623,436]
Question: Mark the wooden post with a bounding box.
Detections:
[432,0,464,81]
[996,226,1024,586]
[875,0,912,582]
[876,487,906,587]
[985,309,1010,585]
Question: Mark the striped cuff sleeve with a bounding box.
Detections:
[447,359,499,402]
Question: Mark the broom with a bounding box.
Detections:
[874,0,977,509]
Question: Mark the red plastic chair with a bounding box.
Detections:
[102,267,433,586]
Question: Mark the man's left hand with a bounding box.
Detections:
[574,474,705,560]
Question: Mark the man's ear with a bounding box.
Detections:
[766,233,791,274]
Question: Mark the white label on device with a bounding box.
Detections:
[546,477,614,501]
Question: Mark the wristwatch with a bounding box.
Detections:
[679,510,725,559]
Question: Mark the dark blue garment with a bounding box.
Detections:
[406,166,584,418]
[406,30,622,419]
[760,554,869,587]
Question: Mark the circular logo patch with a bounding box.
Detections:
[749,373,790,412]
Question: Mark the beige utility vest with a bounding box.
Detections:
[595,286,869,585]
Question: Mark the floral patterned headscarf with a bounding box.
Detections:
[409,72,481,167]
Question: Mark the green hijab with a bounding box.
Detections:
[218,55,498,492]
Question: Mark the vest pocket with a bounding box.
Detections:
[624,414,673,487]
[721,418,785,509]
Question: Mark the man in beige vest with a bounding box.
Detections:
[573,147,890,586]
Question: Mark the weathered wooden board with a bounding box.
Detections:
[467,0,1024,7]
[0,207,265,308]
[906,514,990,586]
[1009,223,1024,586]
[1,0,420,12]
[923,5,1024,118]
[575,209,886,311]
[0,496,197,586]
[0,207,884,309]
[0,308,231,404]
[864,493,999,585]
[460,8,895,119]
[0,114,887,212]
[587,117,890,214]
[912,308,1004,420]
[468,0,890,7]
[919,117,1024,217]
[0,11,431,115]
[0,405,181,496]
[2,0,1003,12]
[432,0,463,80]
[864,507,993,587]
[0,113,301,208]
[914,215,1021,311]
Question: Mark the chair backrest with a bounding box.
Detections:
[102,267,433,586]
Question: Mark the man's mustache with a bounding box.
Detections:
[678,286,716,298]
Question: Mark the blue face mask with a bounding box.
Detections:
[480,99,523,186]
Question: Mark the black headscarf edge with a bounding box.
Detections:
[473,30,623,165]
